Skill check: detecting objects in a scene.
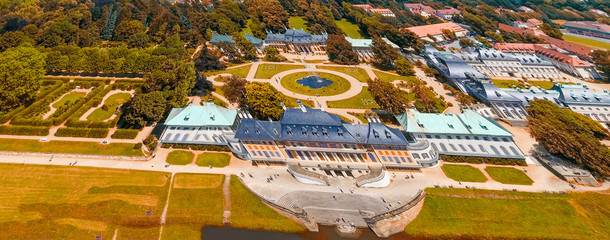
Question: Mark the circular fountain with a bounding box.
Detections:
[296,75,334,89]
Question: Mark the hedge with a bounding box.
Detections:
[161,143,230,152]
[441,155,527,166]
[55,127,109,138]
[111,129,140,139]
[0,125,50,136]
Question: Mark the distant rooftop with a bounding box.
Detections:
[395,109,513,137]
[164,103,238,127]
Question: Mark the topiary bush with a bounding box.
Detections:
[111,129,140,139]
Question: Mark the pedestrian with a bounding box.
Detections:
[332,195,336,200]
[151,163,154,168]
[340,189,343,193]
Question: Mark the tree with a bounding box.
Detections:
[459,38,476,48]
[539,23,563,39]
[190,73,213,96]
[395,58,415,76]
[245,82,287,120]
[122,91,168,128]
[484,31,504,43]
[233,33,258,61]
[475,36,493,48]
[217,42,243,63]
[590,50,610,80]
[367,78,407,115]
[325,35,359,65]
[263,47,286,62]
[371,36,400,70]
[247,0,289,33]
[0,31,34,51]
[0,46,46,113]
[128,32,149,48]
[114,20,145,41]
[410,84,447,113]
[441,29,457,41]
[221,75,248,107]
[527,99,610,177]
[194,47,225,72]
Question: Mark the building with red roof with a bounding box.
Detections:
[353,4,395,17]
[404,22,468,42]
[563,21,610,40]
[494,43,600,79]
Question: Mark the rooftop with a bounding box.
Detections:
[563,21,610,34]
[405,22,467,38]
[164,102,238,127]
[395,109,513,137]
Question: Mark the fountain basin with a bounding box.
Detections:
[296,76,334,89]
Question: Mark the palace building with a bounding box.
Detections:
[396,109,525,159]
[264,29,328,55]
[234,104,439,170]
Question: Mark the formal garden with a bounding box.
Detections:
[440,164,488,182]
[326,87,379,109]
[254,64,304,79]
[316,66,370,82]
[280,72,351,96]
[0,78,143,141]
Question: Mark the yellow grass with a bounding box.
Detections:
[54,218,109,232]
[172,173,224,189]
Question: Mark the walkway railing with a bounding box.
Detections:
[355,166,385,187]
[287,162,330,185]
[364,190,425,224]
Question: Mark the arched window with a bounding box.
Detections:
[509,146,521,156]
[182,134,190,141]
[439,143,448,152]
[173,133,181,141]
[164,133,172,141]
[500,146,510,155]
[490,145,500,155]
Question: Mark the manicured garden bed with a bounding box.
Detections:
[441,164,487,182]
[87,92,132,121]
[326,87,379,109]
[196,153,231,168]
[485,167,534,185]
[317,66,370,82]
[254,64,304,79]
[0,138,143,156]
[166,150,195,165]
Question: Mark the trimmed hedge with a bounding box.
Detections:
[441,155,527,166]
[111,129,140,139]
[161,143,230,152]
[55,127,109,138]
[0,125,50,136]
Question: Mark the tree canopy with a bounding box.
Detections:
[326,34,359,65]
[245,82,287,120]
[0,45,46,113]
[527,99,610,177]
[367,78,407,115]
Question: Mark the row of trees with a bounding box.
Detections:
[527,100,610,177]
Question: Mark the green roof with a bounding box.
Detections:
[210,33,235,44]
[244,34,263,44]
[164,103,237,127]
[395,109,513,137]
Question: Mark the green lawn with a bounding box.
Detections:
[373,70,420,83]
[317,66,371,82]
[254,64,304,79]
[335,19,363,39]
[280,72,351,96]
[204,64,252,78]
[166,174,224,227]
[528,80,556,90]
[229,176,306,232]
[0,138,143,156]
[485,167,534,185]
[326,87,379,109]
[441,164,488,182]
[196,153,231,168]
[87,92,132,121]
[52,92,86,108]
[166,150,194,165]
[563,35,610,49]
[405,188,610,239]
[0,163,169,239]
[289,16,309,33]
[491,79,525,89]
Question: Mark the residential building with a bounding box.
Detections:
[499,23,593,59]
[345,37,400,61]
[563,21,610,40]
[160,102,240,147]
[234,104,439,169]
[404,22,468,42]
[353,4,395,17]
[264,29,328,55]
[518,6,534,12]
[403,3,437,17]
[395,109,525,159]
[452,48,562,79]
[424,46,610,125]
[513,21,529,29]
[435,6,461,20]
[495,8,514,14]
[494,43,601,80]
[589,9,609,17]
[527,18,543,27]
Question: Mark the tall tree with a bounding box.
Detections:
[395,58,415,76]
[0,46,46,113]
[221,75,248,107]
[326,34,359,65]
[527,99,610,177]
[194,47,225,72]
[590,50,610,81]
[263,47,286,62]
[367,78,407,115]
[539,23,563,39]
[371,36,400,70]
[245,82,287,120]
